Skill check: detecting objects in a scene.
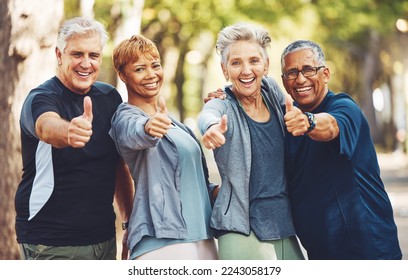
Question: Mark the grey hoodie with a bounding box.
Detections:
[109,103,214,251]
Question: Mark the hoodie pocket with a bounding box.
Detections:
[223,182,233,216]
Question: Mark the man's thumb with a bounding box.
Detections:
[83,96,93,122]
[285,94,294,112]
[219,114,228,134]
[157,96,167,114]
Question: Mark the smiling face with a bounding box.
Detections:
[281,49,330,112]
[221,40,269,98]
[56,32,102,95]
[119,53,164,102]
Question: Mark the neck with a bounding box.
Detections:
[128,94,157,116]
[55,73,89,95]
[237,93,270,122]
[237,93,263,111]
[299,89,329,112]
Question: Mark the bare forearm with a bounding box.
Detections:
[308,113,339,142]
[36,112,70,148]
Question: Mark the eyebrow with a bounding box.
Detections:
[132,60,161,68]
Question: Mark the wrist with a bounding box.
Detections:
[304,112,316,133]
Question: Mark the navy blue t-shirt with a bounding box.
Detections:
[285,91,401,260]
[16,77,122,246]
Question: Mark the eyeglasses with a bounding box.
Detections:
[282,66,325,80]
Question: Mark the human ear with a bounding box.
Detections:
[118,71,127,84]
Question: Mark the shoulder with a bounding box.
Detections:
[92,81,117,94]
[91,82,123,108]
[115,102,138,115]
[262,76,280,89]
[325,91,360,111]
[261,76,285,105]
[203,95,230,110]
[324,92,365,128]
[28,77,62,96]
[92,81,122,99]
[113,103,145,120]
[23,78,63,109]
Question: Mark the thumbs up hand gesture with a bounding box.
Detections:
[284,94,309,136]
[202,114,228,150]
[144,96,172,138]
[68,96,93,148]
[285,93,294,113]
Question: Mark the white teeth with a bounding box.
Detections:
[296,86,312,92]
[77,71,90,77]
[145,82,157,88]
[240,78,254,83]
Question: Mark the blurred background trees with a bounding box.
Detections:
[0,0,64,260]
[1,0,407,259]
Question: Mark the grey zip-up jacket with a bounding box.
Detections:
[197,77,286,235]
[109,103,214,251]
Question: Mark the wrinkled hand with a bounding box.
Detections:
[144,96,172,138]
[68,96,93,148]
[284,94,308,136]
[202,114,228,149]
[204,88,225,103]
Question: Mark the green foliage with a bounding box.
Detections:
[64,0,80,18]
[312,0,408,44]
[64,0,121,39]
[63,0,408,143]
[94,0,118,38]
[301,0,408,98]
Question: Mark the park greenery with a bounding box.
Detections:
[64,0,408,150]
[1,0,407,260]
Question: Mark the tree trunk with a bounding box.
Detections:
[361,30,381,144]
[0,0,63,260]
[174,41,188,122]
[113,0,144,101]
[80,0,95,18]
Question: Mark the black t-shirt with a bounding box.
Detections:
[16,76,122,246]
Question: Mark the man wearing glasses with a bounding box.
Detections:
[282,40,402,260]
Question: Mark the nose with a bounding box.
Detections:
[80,56,91,68]
[145,67,157,78]
[295,71,307,82]
[242,62,252,74]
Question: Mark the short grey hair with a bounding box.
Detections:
[216,22,271,66]
[56,17,109,52]
[280,40,326,71]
